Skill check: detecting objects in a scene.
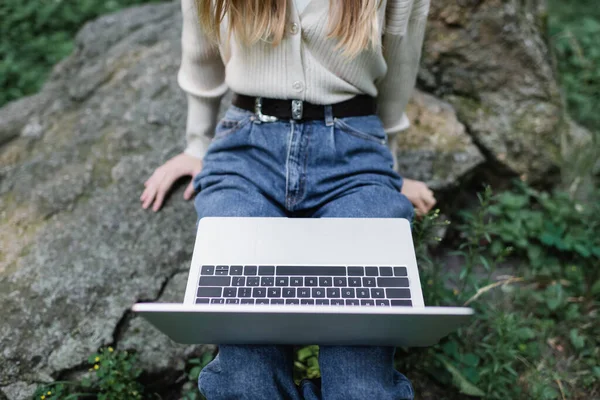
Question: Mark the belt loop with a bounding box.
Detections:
[324,105,334,126]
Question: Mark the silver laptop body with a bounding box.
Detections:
[133,217,473,346]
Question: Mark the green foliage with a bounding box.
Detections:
[32,347,142,400]
[85,347,143,399]
[0,0,164,107]
[402,184,600,399]
[548,0,600,133]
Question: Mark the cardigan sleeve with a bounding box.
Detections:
[377,0,430,138]
[178,0,228,159]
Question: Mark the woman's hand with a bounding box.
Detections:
[401,178,437,217]
[140,152,203,212]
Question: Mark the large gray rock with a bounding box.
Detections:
[421,0,575,183]
[0,1,588,398]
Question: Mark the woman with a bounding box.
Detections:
[141,0,434,398]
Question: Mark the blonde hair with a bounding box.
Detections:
[197,0,381,57]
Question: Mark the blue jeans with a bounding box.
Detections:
[193,105,415,399]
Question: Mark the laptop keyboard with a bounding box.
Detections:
[195,265,412,307]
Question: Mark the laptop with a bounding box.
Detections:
[133,217,473,346]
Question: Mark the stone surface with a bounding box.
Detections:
[421,0,570,182]
[396,91,485,189]
[0,1,585,397]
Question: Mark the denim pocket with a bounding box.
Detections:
[334,115,387,145]
[213,106,253,140]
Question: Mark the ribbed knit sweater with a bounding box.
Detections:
[178,0,430,159]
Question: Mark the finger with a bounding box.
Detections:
[414,199,427,216]
[142,186,157,209]
[184,181,195,200]
[423,194,437,210]
[153,187,166,212]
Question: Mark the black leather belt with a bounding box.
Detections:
[232,93,377,122]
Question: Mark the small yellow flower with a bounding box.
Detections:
[95,356,100,362]
[108,347,114,352]
[89,368,93,372]
[41,396,46,400]
[47,392,52,396]
[94,364,99,370]
[453,289,459,296]
[427,279,433,286]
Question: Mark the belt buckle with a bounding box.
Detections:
[254,97,278,123]
[291,100,303,120]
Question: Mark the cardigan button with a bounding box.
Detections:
[292,81,305,92]
[290,23,300,35]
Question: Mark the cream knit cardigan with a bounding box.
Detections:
[178,0,430,159]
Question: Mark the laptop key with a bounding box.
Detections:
[291,277,303,286]
[230,266,243,275]
[252,288,267,298]
[271,299,285,305]
[197,287,222,298]
[247,277,260,286]
[394,266,408,276]
[305,277,318,286]
[391,300,413,307]
[349,278,361,287]
[238,288,252,297]
[326,288,340,298]
[316,299,330,305]
[283,288,296,297]
[195,298,210,304]
[377,278,409,288]
[232,277,245,287]
[241,299,255,305]
[276,266,346,276]
[276,277,289,286]
[356,289,370,298]
[371,288,385,298]
[244,265,257,276]
[268,288,281,297]
[286,299,300,305]
[346,299,360,306]
[298,288,310,298]
[342,288,355,298]
[261,277,274,286]
[333,277,347,287]
[379,267,393,276]
[361,300,375,306]
[223,288,237,297]
[319,277,332,287]
[365,267,378,276]
[348,267,364,276]
[312,288,325,298]
[331,299,344,306]
[258,266,275,275]
[301,299,315,305]
[215,266,229,276]
[199,276,231,286]
[256,298,269,305]
[226,298,240,304]
[375,299,390,306]
[201,266,215,275]
[211,298,225,304]
[386,289,411,299]
[362,277,376,287]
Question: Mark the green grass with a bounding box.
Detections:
[548,0,600,134]
[0,0,165,107]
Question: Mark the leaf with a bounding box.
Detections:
[591,280,600,296]
[462,353,480,368]
[569,328,585,350]
[436,355,485,397]
[297,347,316,362]
[516,327,536,340]
[545,284,565,311]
